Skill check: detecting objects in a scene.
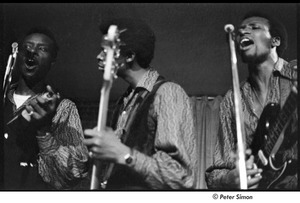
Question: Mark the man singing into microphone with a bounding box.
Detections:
[1,26,89,190]
[205,11,297,190]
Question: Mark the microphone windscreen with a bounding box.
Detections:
[224,24,234,33]
[12,42,18,48]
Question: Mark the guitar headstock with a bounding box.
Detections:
[101,25,122,81]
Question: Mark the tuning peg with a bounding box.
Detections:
[119,28,127,34]
[115,51,120,59]
[113,73,118,79]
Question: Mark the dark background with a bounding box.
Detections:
[1,3,297,102]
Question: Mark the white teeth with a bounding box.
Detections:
[241,38,250,43]
[25,64,36,70]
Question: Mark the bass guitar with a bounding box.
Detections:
[90,25,122,190]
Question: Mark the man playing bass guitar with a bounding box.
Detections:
[83,18,198,190]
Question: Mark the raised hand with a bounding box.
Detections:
[23,85,60,130]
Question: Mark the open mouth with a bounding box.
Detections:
[97,61,105,70]
[25,58,38,70]
[240,38,254,49]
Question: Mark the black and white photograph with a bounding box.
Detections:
[0,2,298,202]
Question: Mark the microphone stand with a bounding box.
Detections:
[3,42,18,106]
[225,24,248,190]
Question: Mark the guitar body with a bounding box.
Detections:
[250,103,296,189]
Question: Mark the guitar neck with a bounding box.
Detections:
[90,80,112,190]
[89,24,120,190]
[264,91,297,155]
[97,80,111,131]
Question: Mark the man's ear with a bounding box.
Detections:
[271,36,281,47]
[126,52,135,63]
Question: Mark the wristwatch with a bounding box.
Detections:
[124,150,134,165]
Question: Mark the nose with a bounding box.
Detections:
[23,45,38,58]
[26,48,39,59]
[96,49,106,61]
[238,26,251,37]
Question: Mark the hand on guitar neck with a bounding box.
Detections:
[224,149,263,189]
[83,127,132,165]
[21,85,61,131]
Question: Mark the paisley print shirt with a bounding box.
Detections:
[114,68,198,189]
[3,85,89,190]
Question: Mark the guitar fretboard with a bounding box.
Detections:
[265,91,297,154]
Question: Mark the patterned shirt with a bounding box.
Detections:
[3,85,89,190]
[205,58,298,189]
[114,68,198,189]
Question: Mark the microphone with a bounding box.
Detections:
[3,42,18,86]
[12,42,18,49]
[11,42,18,58]
[224,24,234,33]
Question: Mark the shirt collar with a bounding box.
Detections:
[6,83,44,108]
[135,67,159,92]
[272,57,295,80]
[273,57,284,72]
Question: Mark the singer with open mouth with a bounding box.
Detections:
[1,26,89,190]
[205,11,297,190]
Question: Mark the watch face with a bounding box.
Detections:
[125,155,133,164]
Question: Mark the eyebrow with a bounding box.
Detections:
[239,22,262,29]
[24,41,51,47]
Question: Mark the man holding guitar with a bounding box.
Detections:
[83,18,198,190]
[206,12,297,189]
[1,27,89,190]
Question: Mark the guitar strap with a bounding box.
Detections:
[101,76,167,186]
[121,76,167,144]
